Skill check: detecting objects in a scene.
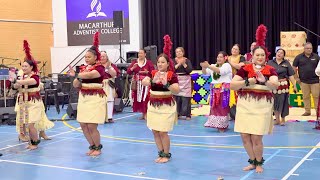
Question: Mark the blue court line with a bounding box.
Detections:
[239,149,282,180]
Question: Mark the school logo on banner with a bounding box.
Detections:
[87,0,107,18]
[66,0,130,46]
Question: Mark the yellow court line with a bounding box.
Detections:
[62,114,320,149]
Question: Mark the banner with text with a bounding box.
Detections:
[66,0,130,46]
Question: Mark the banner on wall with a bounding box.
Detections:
[66,0,130,46]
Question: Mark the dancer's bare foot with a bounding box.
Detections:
[86,149,95,156]
[154,157,162,163]
[90,150,101,157]
[255,166,263,173]
[28,145,38,150]
[39,131,52,140]
[243,164,256,171]
[186,117,191,120]
[158,157,170,163]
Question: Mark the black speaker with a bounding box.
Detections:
[114,98,124,112]
[0,98,16,107]
[144,45,157,65]
[58,75,70,92]
[126,51,138,63]
[0,107,16,121]
[113,11,124,28]
[67,103,78,119]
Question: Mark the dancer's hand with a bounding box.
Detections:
[248,78,257,85]
[256,71,266,83]
[200,61,210,68]
[68,65,76,77]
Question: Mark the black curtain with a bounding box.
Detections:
[142,0,320,69]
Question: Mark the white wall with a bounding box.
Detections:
[51,0,142,73]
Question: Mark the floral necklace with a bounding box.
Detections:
[80,63,100,72]
[212,63,224,80]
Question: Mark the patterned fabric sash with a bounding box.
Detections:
[272,78,289,94]
[136,74,149,102]
[210,83,230,108]
[17,75,40,139]
[176,75,192,97]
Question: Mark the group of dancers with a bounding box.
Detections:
[8,24,320,174]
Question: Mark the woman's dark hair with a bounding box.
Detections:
[157,53,169,63]
[276,48,286,57]
[139,49,146,53]
[87,46,98,56]
[24,59,38,72]
[252,46,266,55]
[233,44,241,50]
[218,51,228,57]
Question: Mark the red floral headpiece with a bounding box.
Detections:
[255,24,271,60]
[92,32,101,61]
[23,40,38,73]
[163,35,174,71]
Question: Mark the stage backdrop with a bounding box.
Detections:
[66,0,130,46]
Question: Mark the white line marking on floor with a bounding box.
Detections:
[282,141,320,180]
[168,134,240,138]
[113,113,140,121]
[0,128,78,151]
[0,160,167,180]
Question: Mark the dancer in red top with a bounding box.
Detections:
[127,49,154,120]
[12,40,54,150]
[142,53,179,163]
[69,32,107,156]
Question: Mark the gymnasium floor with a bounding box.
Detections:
[0,106,319,180]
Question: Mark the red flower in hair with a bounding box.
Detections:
[93,32,101,61]
[255,24,270,60]
[163,35,174,71]
[23,40,38,73]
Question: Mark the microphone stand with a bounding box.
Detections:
[40,61,47,78]
[115,28,126,63]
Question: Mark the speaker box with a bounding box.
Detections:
[67,103,78,119]
[114,98,124,112]
[58,74,72,93]
[144,45,157,65]
[126,51,138,63]
[0,107,16,121]
[113,11,124,28]
[0,98,16,107]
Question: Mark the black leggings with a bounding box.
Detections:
[175,96,191,117]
